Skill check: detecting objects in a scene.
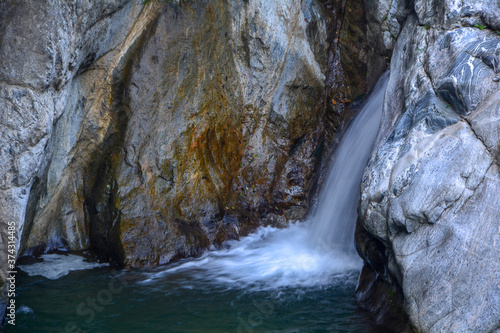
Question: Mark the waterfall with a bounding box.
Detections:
[20,73,390,289]
[14,74,392,333]
[308,71,389,253]
[135,72,390,289]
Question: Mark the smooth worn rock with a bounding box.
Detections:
[84,0,330,267]
[0,0,159,320]
[1,0,334,277]
[358,1,500,332]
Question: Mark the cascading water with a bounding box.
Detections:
[308,71,389,254]
[137,72,390,289]
[19,73,389,289]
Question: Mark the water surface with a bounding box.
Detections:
[8,225,372,332]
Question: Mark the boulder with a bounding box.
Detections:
[357,1,500,331]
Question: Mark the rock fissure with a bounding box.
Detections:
[462,116,498,165]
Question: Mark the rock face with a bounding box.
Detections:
[357,0,500,332]
[1,0,362,318]
[87,0,333,267]
[1,0,330,262]
[0,0,162,319]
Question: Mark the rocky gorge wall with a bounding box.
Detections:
[2,0,498,332]
[356,0,500,332]
[0,0,383,322]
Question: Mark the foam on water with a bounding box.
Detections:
[141,222,362,290]
[17,305,34,314]
[141,72,389,290]
[17,254,109,280]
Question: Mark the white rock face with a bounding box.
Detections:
[0,0,160,317]
[359,1,500,332]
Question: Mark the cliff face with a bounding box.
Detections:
[0,0,160,318]
[17,0,330,265]
[87,0,332,267]
[357,0,500,332]
[1,0,373,319]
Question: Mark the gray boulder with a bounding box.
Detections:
[357,0,500,332]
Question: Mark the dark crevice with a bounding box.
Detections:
[288,135,306,156]
[83,10,163,266]
[355,219,415,333]
[20,176,45,255]
[75,52,96,76]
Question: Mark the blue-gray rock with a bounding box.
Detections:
[358,1,500,332]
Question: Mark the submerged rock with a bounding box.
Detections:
[357,0,500,332]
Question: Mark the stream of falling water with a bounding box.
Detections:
[138,72,389,290]
[308,71,389,253]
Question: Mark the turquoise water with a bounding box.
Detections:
[5,267,372,333]
[5,225,378,333]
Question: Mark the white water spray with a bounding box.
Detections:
[20,73,389,289]
[308,72,389,253]
[141,73,389,289]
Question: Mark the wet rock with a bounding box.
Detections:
[355,220,412,333]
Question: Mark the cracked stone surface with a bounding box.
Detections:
[357,1,500,332]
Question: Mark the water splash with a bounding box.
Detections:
[18,73,388,290]
[141,73,389,289]
[17,305,34,314]
[141,223,361,290]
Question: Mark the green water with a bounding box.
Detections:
[3,223,382,332]
[3,267,377,333]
